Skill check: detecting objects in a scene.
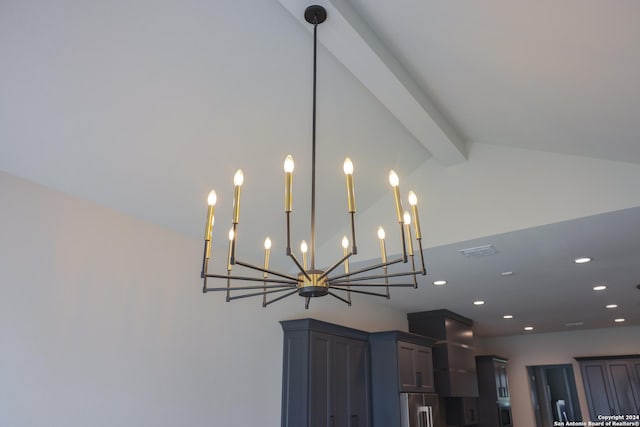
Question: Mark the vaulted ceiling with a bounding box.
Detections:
[2,0,639,336]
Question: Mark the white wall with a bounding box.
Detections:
[0,171,408,427]
[477,326,640,427]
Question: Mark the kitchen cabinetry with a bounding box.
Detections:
[576,355,640,420]
[476,355,512,427]
[281,318,371,427]
[407,310,479,426]
[369,331,441,427]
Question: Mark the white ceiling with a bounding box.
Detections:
[1,0,639,337]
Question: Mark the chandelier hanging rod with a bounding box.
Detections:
[198,5,427,308]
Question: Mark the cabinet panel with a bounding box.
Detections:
[581,363,616,419]
[398,341,434,392]
[607,362,639,415]
[310,332,332,427]
[347,338,370,427]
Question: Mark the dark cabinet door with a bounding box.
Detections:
[398,341,434,392]
[605,360,640,415]
[344,337,370,427]
[581,362,617,419]
[496,362,509,399]
[309,332,371,427]
[578,357,640,420]
[310,331,332,427]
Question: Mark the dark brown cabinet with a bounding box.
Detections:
[577,356,640,420]
[407,310,479,426]
[281,319,371,427]
[476,356,512,427]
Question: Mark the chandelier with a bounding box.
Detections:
[199,5,426,308]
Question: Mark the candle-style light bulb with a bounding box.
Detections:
[204,189,217,240]
[389,170,403,223]
[234,170,244,186]
[232,169,243,224]
[341,235,350,273]
[403,210,414,256]
[342,235,349,250]
[343,157,356,213]
[403,211,411,225]
[263,237,271,279]
[284,155,294,173]
[389,170,400,187]
[208,190,218,206]
[300,240,308,270]
[343,158,354,175]
[408,190,422,239]
[408,191,417,206]
[377,226,387,263]
[227,227,235,271]
[284,155,294,213]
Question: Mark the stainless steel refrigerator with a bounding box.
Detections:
[400,393,441,427]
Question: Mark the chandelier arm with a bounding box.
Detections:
[398,223,408,263]
[234,259,300,282]
[410,255,418,288]
[228,287,299,302]
[206,283,296,291]
[329,269,421,284]
[417,239,427,275]
[318,251,353,281]
[309,17,319,271]
[328,257,404,281]
[263,289,300,307]
[328,292,352,306]
[205,274,298,286]
[285,211,292,256]
[383,265,390,299]
[288,252,312,281]
[230,223,238,265]
[200,240,208,279]
[327,286,392,298]
[330,283,416,288]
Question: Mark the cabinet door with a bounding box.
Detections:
[310,331,332,427]
[606,361,640,415]
[398,341,434,392]
[495,363,509,398]
[581,361,616,419]
[346,338,370,427]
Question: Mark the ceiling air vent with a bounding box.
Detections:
[459,244,497,257]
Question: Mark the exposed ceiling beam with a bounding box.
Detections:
[276,0,467,165]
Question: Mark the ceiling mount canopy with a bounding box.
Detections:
[199,5,427,309]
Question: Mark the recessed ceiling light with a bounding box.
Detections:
[473,300,485,305]
[433,280,447,286]
[574,257,592,264]
[503,315,513,319]
[606,304,618,309]
[524,326,534,331]
[614,318,625,323]
[500,271,514,276]
[593,285,607,291]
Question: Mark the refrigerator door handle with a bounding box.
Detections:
[418,405,432,427]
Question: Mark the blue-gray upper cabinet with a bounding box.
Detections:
[281,318,371,427]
